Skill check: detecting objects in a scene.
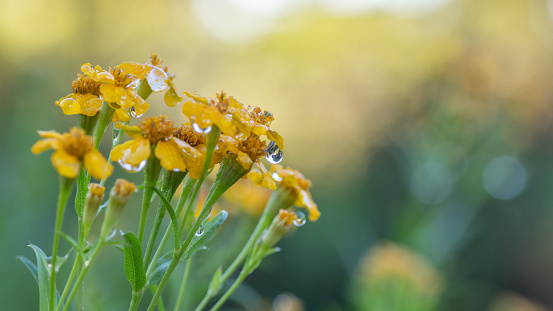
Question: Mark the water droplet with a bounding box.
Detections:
[106,229,118,241]
[272,172,282,182]
[293,211,306,227]
[130,106,144,118]
[118,159,147,172]
[274,247,281,252]
[112,128,121,145]
[266,141,283,164]
[47,263,53,268]
[192,123,212,134]
[195,225,204,236]
[84,260,90,267]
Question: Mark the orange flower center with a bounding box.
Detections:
[278,209,297,226]
[110,67,136,88]
[207,91,231,114]
[238,134,267,161]
[249,107,274,125]
[139,115,174,145]
[72,74,101,96]
[88,183,105,197]
[62,127,94,160]
[112,179,136,197]
[149,53,163,67]
[173,124,206,147]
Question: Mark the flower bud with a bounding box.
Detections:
[259,209,297,250]
[100,179,136,238]
[82,183,105,234]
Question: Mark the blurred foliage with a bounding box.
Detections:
[4,0,553,310]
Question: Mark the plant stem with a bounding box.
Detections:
[49,176,74,311]
[174,259,192,311]
[128,291,142,311]
[94,101,115,149]
[209,270,248,311]
[146,127,221,311]
[138,150,161,244]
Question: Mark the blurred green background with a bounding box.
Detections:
[3,0,553,310]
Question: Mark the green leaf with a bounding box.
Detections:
[181,210,228,262]
[18,255,38,283]
[123,232,147,291]
[148,251,173,286]
[149,186,180,247]
[28,244,52,311]
[207,266,223,295]
[58,231,85,261]
[75,167,89,218]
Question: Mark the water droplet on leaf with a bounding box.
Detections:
[195,225,204,236]
[266,141,283,164]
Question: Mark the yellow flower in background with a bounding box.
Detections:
[81,63,148,122]
[31,127,113,179]
[111,116,201,173]
[224,179,272,216]
[118,54,183,107]
[55,74,103,116]
[267,165,320,221]
[359,242,442,297]
[172,124,221,179]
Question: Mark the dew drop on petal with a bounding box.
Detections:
[272,172,282,181]
[293,211,306,227]
[130,106,144,118]
[192,122,212,134]
[195,224,204,236]
[266,141,283,164]
[118,159,147,172]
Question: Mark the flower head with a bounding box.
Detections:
[81,63,148,122]
[32,127,113,179]
[266,165,320,221]
[56,74,103,116]
[118,54,183,107]
[171,123,221,179]
[111,116,201,173]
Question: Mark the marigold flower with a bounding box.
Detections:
[31,127,113,180]
[111,116,200,173]
[81,63,148,122]
[55,74,103,116]
[118,54,183,107]
[267,165,320,221]
[171,124,221,179]
[217,134,276,190]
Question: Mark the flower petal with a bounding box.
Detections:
[76,94,103,116]
[38,130,63,139]
[164,81,182,107]
[51,149,81,179]
[31,138,61,154]
[296,188,320,221]
[113,108,131,122]
[84,149,114,180]
[117,62,146,79]
[110,138,151,167]
[155,140,187,172]
[255,160,276,190]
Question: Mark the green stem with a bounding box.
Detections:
[58,239,104,311]
[135,79,153,99]
[146,127,221,311]
[195,187,294,311]
[138,149,161,244]
[146,178,197,278]
[209,270,248,311]
[174,259,192,311]
[77,114,100,136]
[57,255,81,309]
[94,101,115,149]
[128,291,142,311]
[49,177,74,311]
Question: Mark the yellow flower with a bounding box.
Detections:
[172,124,221,179]
[118,54,183,107]
[81,63,149,122]
[31,127,113,180]
[55,74,103,116]
[268,165,320,221]
[224,179,271,216]
[111,116,200,173]
[216,134,276,190]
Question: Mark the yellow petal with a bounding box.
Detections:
[155,140,187,172]
[84,149,114,180]
[113,108,131,122]
[76,94,103,116]
[182,100,207,124]
[255,160,276,190]
[117,62,146,79]
[101,84,131,108]
[129,92,149,116]
[110,138,151,167]
[31,138,61,154]
[296,188,320,221]
[236,152,253,170]
[51,149,81,179]
[38,130,63,139]
[118,124,143,139]
[164,83,182,107]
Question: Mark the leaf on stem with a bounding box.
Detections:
[28,244,56,311]
[123,232,147,292]
[147,251,173,286]
[181,210,228,263]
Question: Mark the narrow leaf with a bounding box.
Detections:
[123,232,147,291]
[18,255,38,283]
[207,266,223,295]
[181,210,228,262]
[148,251,173,286]
[149,186,180,246]
[28,244,51,311]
